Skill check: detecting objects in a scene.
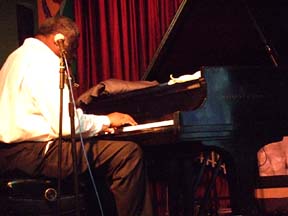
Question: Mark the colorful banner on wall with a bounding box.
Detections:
[37,0,67,25]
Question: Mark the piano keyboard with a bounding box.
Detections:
[97,119,175,137]
[121,119,174,132]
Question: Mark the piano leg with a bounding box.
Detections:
[198,155,224,215]
[218,138,263,216]
[166,149,230,216]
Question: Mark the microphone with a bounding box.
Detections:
[54,33,66,56]
[54,33,67,89]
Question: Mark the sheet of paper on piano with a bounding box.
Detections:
[168,70,201,85]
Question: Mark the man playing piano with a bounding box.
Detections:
[0,16,152,216]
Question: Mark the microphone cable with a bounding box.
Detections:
[63,57,105,216]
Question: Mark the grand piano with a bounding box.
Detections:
[80,0,288,215]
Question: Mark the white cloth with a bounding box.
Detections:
[0,38,110,143]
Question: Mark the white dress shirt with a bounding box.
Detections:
[0,38,110,143]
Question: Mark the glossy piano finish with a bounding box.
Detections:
[80,0,288,213]
[138,0,288,212]
[82,76,206,127]
[181,66,288,143]
[180,66,288,215]
[81,76,206,145]
[82,66,288,214]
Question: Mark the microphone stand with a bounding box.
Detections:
[57,53,80,216]
[243,0,279,67]
[57,54,65,216]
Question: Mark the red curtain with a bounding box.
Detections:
[74,0,183,95]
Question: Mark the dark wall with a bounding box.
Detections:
[0,0,37,67]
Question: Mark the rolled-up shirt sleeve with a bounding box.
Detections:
[75,108,111,137]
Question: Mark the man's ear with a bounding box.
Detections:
[49,34,62,56]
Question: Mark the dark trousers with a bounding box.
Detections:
[0,138,153,216]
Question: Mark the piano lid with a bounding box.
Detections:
[142,0,288,82]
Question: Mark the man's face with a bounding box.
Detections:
[65,35,79,63]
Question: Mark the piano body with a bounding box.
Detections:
[81,0,288,215]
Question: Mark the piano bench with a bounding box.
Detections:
[0,177,88,215]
